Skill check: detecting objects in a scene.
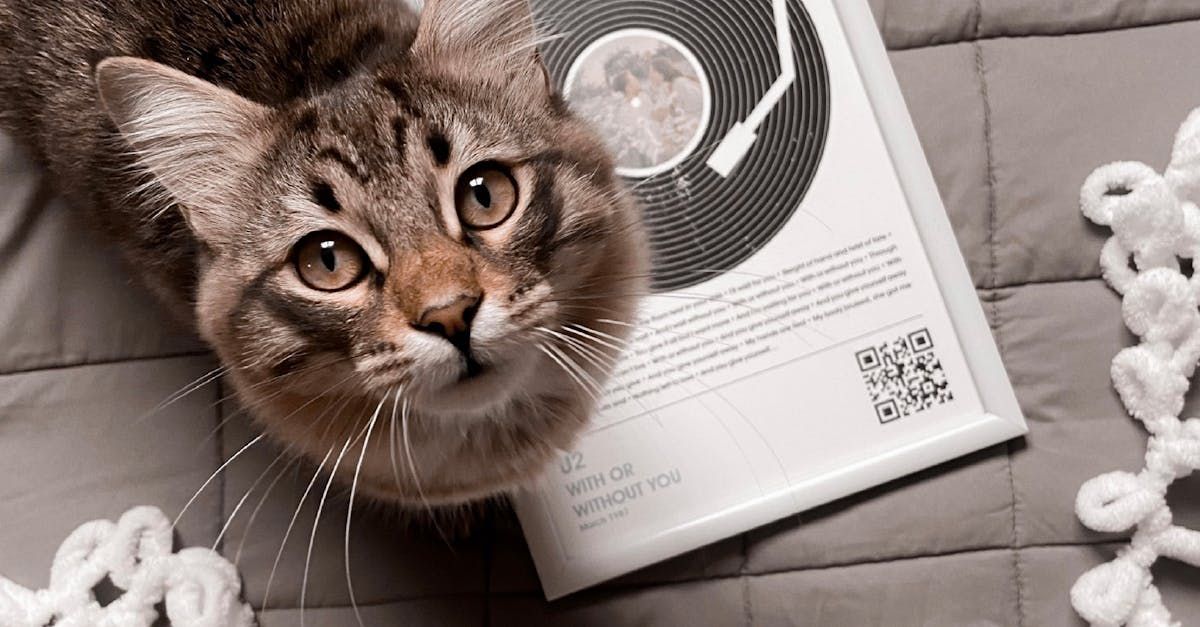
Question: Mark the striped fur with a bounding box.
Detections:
[0,0,648,505]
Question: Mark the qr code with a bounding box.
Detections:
[855,329,953,424]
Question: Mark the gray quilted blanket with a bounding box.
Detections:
[2,0,1199,624]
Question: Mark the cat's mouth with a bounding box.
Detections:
[461,354,487,380]
[423,363,519,416]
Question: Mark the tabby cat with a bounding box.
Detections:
[0,0,648,505]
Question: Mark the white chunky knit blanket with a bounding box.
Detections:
[0,506,254,627]
[1072,108,1200,627]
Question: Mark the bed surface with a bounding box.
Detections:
[3,1,1200,624]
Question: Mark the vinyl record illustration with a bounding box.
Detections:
[533,0,831,291]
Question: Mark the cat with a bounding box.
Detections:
[0,0,648,506]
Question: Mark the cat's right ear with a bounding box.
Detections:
[95,57,274,247]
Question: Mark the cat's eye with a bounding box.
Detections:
[293,231,370,292]
[455,162,519,230]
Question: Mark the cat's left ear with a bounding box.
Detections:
[96,57,274,246]
[413,0,551,95]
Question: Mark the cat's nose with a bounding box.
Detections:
[414,293,481,354]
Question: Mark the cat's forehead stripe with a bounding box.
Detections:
[293,106,321,134]
[315,147,369,183]
[427,132,451,166]
[311,180,342,213]
[376,76,422,119]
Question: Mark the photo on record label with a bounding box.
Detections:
[565,30,712,178]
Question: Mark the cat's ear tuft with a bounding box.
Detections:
[96,57,274,245]
[413,0,550,94]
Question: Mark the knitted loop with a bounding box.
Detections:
[1112,176,1181,272]
[165,549,255,627]
[0,507,255,627]
[1071,559,1152,626]
[1110,347,1188,425]
[1165,108,1200,205]
[1122,269,1198,345]
[1082,162,1159,226]
[1100,237,1139,295]
[1076,472,1164,534]
[107,507,173,590]
[1075,107,1200,627]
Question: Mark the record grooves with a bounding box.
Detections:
[534,0,831,291]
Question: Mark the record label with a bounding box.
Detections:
[564,29,713,178]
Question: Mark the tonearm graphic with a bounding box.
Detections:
[706,0,794,177]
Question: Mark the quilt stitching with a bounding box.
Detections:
[974,4,1028,623]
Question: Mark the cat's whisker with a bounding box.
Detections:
[236,353,358,394]
[233,453,301,568]
[574,264,795,294]
[551,342,620,398]
[388,386,404,497]
[137,365,229,425]
[545,291,724,307]
[212,446,290,551]
[263,445,336,613]
[570,267,838,342]
[260,368,361,420]
[555,343,607,397]
[536,327,618,374]
[302,424,365,627]
[194,362,357,449]
[158,364,227,407]
[140,351,350,428]
[550,291,819,348]
[237,386,358,569]
[550,333,626,398]
[196,405,253,452]
[536,343,589,399]
[401,394,452,547]
[172,433,265,530]
[538,343,603,402]
[345,391,390,627]
[194,369,362,466]
[184,357,350,446]
[555,280,818,371]
[563,324,625,354]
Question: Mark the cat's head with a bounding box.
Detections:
[95,0,648,505]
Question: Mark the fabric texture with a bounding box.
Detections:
[4,1,1200,625]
